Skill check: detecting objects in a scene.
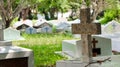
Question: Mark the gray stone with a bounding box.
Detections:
[0,46,34,67]
[56,55,120,67]
[56,60,98,67]
[0,41,12,46]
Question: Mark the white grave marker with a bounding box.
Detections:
[4,27,25,41]
[102,20,120,34]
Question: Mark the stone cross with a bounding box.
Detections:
[92,38,101,57]
[0,23,4,41]
[29,27,33,34]
[45,27,49,33]
[92,38,98,48]
[72,5,101,63]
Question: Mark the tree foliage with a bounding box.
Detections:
[0,0,25,28]
[0,0,43,28]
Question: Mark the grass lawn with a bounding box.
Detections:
[13,33,74,67]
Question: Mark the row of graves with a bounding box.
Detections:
[56,6,120,67]
[2,15,80,41]
[12,16,80,34]
[0,22,34,67]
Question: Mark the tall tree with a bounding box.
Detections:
[0,0,25,28]
[37,0,70,20]
[0,0,43,28]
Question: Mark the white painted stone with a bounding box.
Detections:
[0,46,34,67]
[94,35,120,52]
[13,19,33,29]
[62,40,82,59]
[37,13,45,20]
[56,22,70,32]
[62,36,112,59]
[92,35,112,56]
[0,41,12,46]
[102,20,120,34]
[4,27,25,41]
[34,19,47,27]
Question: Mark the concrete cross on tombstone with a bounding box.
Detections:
[72,5,101,63]
[0,23,4,41]
[29,28,33,34]
[45,27,49,33]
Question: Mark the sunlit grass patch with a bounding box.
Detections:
[12,33,73,67]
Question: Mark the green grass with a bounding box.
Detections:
[13,33,73,45]
[13,33,74,67]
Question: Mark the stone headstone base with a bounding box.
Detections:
[0,46,34,67]
[0,41,12,46]
[56,55,120,67]
[56,60,98,67]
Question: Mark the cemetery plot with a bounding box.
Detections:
[102,20,120,34]
[13,20,33,30]
[0,46,33,67]
[25,27,37,34]
[62,40,82,59]
[34,22,53,33]
[56,22,70,32]
[72,6,101,62]
[4,27,25,41]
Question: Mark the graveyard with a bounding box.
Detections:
[1,0,120,67]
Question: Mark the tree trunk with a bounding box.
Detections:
[5,19,12,28]
[49,8,56,20]
[43,11,49,20]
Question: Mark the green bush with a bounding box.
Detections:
[100,9,119,24]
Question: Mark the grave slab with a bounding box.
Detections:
[56,60,98,67]
[0,46,34,67]
[56,55,120,67]
[0,41,12,46]
[62,40,81,59]
[62,36,112,59]
[4,27,25,41]
[92,36,112,56]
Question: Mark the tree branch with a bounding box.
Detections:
[12,0,26,19]
[85,57,111,67]
[91,0,104,22]
[0,0,8,20]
